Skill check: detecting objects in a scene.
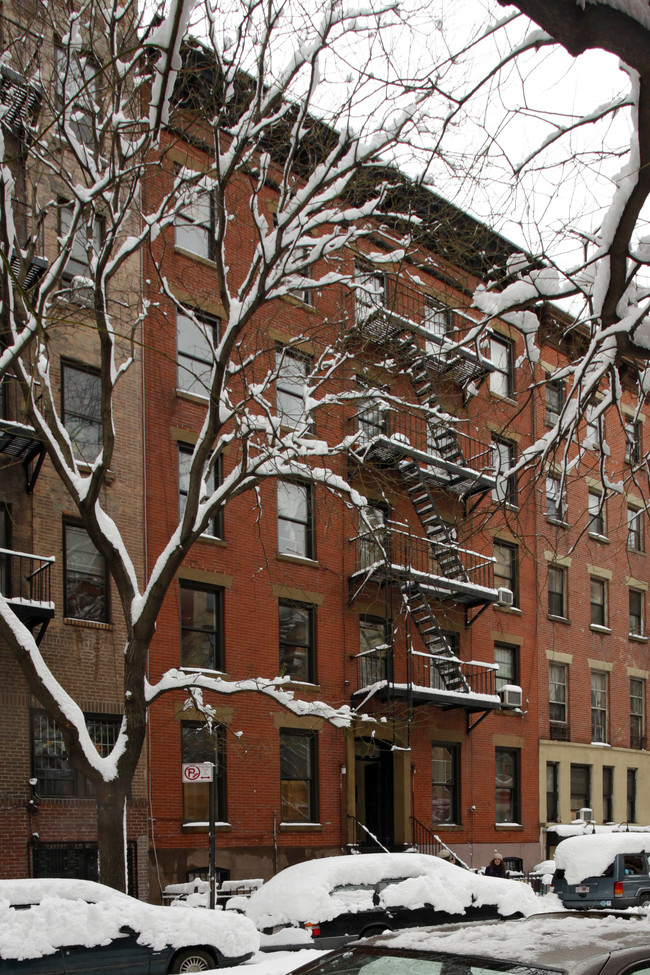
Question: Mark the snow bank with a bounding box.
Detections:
[554,833,650,885]
[0,879,259,961]
[245,853,538,929]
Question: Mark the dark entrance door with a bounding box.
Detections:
[355,737,394,849]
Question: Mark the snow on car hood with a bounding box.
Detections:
[245,853,538,928]
[0,879,259,962]
[554,833,650,885]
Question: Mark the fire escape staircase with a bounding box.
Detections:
[401,580,468,694]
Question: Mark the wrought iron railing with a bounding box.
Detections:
[410,650,497,696]
[354,524,495,592]
[356,646,392,688]
[410,816,443,857]
[0,374,36,427]
[0,548,54,605]
[351,406,493,474]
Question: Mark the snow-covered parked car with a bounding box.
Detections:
[246,852,539,951]
[552,833,650,909]
[0,878,260,973]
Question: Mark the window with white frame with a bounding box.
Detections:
[277,480,313,559]
[178,444,223,538]
[591,670,608,743]
[64,523,108,623]
[354,264,385,324]
[358,503,388,570]
[431,743,460,825]
[630,678,645,749]
[629,588,644,637]
[359,616,390,687]
[356,377,388,442]
[628,506,643,552]
[588,490,605,536]
[60,206,102,280]
[493,541,518,606]
[545,379,564,425]
[590,577,607,627]
[545,474,565,522]
[62,362,102,462]
[176,310,219,397]
[494,642,518,692]
[495,748,519,823]
[424,299,452,344]
[489,335,514,398]
[175,184,214,260]
[625,418,642,465]
[491,437,517,505]
[276,347,311,429]
[549,662,568,731]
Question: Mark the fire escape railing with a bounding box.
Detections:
[0,548,54,606]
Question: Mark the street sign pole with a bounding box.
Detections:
[209,761,216,909]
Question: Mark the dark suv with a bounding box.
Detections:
[553,849,650,909]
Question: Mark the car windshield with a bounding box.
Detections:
[308,948,565,975]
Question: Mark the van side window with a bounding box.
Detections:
[623,854,646,875]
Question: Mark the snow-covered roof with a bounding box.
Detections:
[0,878,259,962]
[245,853,538,929]
[554,833,650,885]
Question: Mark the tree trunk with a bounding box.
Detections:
[95,780,129,892]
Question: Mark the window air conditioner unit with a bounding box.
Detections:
[498,684,523,709]
[497,588,514,607]
[578,807,594,822]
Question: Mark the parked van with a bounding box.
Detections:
[552,833,650,909]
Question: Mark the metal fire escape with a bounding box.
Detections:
[348,273,502,718]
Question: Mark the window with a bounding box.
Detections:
[489,335,514,398]
[545,475,565,522]
[175,186,214,260]
[590,577,607,627]
[356,377,388,442]
[277,480,313,559]
[359,615,390,687]
[181,721,225,824]
[279,601,315,683]
[280,729,317,823]
[276,348,311,430]
[586,404,602,447]
[493,541,518,606]
[591,670,608,743]
[546,762,559,822]
[180,582,223,671]
[548,565,567,619]
[603,766,614,822]
[31,710,120,798]
[55,45,97,144]
[354,265,385,324]
[424,299,452,344]
[495,748,519,823]
[545,379,564,425]
[491,437,517,505]
[60,206,102,279]
[628,768,638,822]
[631,678,645,749]
[0,505,9,595]
[62,362,102,462]
[494,642,518,692]
[176,310,218,397]
[549,662,568,733]
[625,418,642,465]
[570,764,591,817]
[64,523,108,622]
[431,743,460,825]
[178,444,223,538]
[358,503,388,569]
[630,588,645,637]
[588,490,605,536]
[628,506,643,552]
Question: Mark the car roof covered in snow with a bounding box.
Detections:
[245,853,539,928]
[554,833,650,885]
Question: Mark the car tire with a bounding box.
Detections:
[638,895,650,907]
[169,947,217,972]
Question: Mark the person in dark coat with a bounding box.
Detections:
[485,853,507,877]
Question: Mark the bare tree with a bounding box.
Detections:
[0,0,462,890]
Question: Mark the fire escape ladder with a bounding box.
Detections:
[398,457,469,583]
[401,580,469,693]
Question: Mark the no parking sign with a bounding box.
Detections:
[181,762,213,782]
